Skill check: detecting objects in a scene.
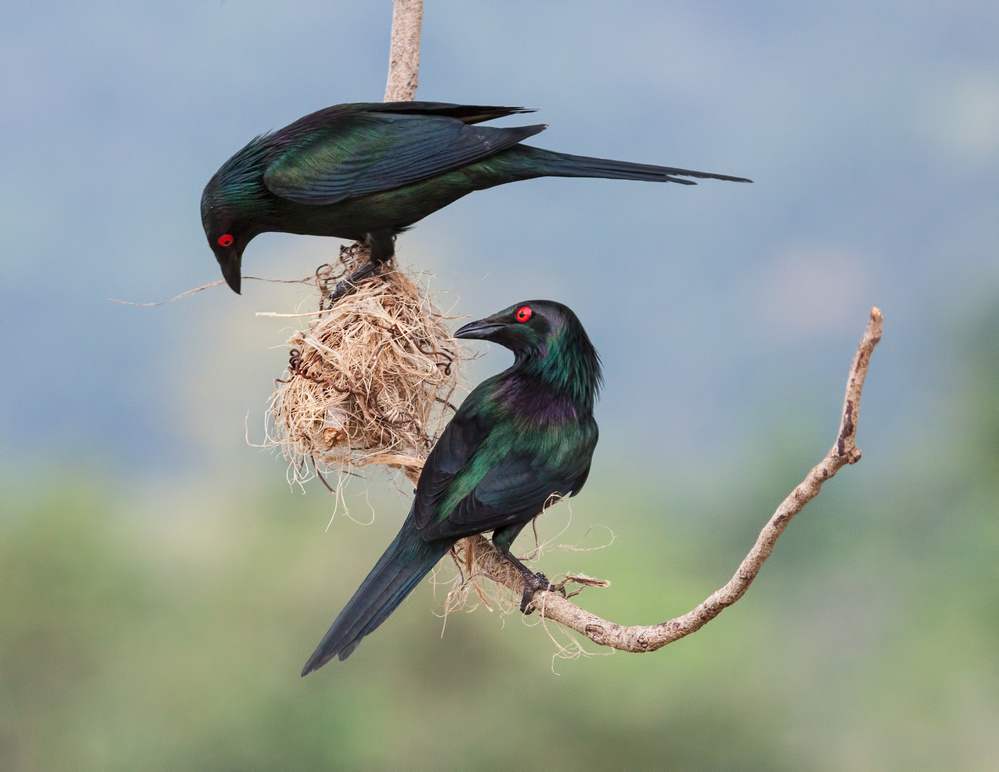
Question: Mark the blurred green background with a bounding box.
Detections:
[2,2,997,770]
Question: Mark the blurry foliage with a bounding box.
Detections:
[2,307,998,771]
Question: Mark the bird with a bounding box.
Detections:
[300,299,602,674]
[201,101,752,295]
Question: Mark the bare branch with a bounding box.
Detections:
[385,0,423,102]
[378,6,884,654]
[447,307,884,653]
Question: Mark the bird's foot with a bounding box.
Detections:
[518,571,551,613]
[325,259,383,307]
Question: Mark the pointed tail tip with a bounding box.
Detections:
[677,173,752,185]
[300,645,328,677]
[691,171,753,184]
[300,640,359,676]
[300,660,318,678]
[660,167,752,184]
[301,654,328,677]
[300,649,330,677]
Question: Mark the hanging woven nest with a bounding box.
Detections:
[266,244,464,484]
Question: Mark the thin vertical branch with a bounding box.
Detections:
[385,0,423,102]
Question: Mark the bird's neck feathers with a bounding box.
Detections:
[512,323,602,414]
[202,134,278,222]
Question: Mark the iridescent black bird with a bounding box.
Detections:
[202,102,751,294]
[301,300,601,674]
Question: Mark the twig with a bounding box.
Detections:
[437,307,884,653]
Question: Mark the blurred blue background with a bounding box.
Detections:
[2,2,997,769]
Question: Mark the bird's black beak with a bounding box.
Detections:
[216,250,242,294]
[454,317,504,340]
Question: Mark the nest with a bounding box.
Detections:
[266,244,463,484]
[263,245,611,652]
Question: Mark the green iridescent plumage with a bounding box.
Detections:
[301,300,601,674]
[201,101,751,293]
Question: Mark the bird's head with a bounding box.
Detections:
[455,300,602,406]
[202,215,249,295]
[454,300,552,352]
[201,174,256,295]
[201,134,275,294]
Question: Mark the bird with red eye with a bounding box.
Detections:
[217,234,234,248]
[300,299,601,672]
[201,101,751,296]
[448,301,558,367]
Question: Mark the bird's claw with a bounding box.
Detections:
[519,571,551,613]
[326,278,359,307]
[325,259,383,308]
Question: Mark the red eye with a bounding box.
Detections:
[515,305,532,323]
[217,234,234,248]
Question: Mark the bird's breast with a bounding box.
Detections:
[497,379,580,427]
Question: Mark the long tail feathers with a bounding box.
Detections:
[301,518,453,675]
[519,145,752,185]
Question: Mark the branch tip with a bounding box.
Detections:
[448,307,884,655]
[376,1,883,658]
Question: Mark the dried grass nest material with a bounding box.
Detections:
[266,245,464,482]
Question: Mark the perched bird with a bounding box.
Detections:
[301,299,602,674]
[202,101,751,294]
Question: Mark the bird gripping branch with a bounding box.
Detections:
[301,299,602,674]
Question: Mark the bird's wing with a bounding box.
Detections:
[410,404,489,530]
[263,113,546,205]
[415,417,598,542]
